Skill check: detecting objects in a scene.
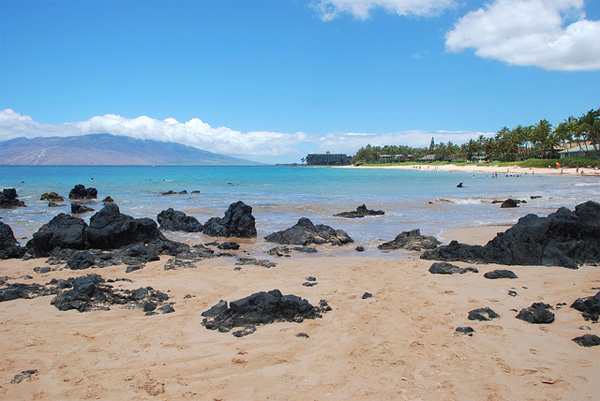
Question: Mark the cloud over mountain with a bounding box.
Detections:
[0,109,491,163]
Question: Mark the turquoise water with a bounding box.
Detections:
[1,165,599,249]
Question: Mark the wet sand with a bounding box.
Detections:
[0,226,599,400]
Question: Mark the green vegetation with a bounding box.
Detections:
[351,108,600,165]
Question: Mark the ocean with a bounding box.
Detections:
[1,165,599,251]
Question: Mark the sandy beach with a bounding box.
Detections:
[1,226,599,401]
[339,163,600,176]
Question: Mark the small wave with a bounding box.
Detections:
[574,182,600,187]
[429,198,485,205]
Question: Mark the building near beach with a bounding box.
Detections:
[305,152,350,166]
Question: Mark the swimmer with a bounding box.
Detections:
[457,182,463,188]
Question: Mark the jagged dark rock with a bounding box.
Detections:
[362,292,373,299]
[26,213,89,258]
[201,289,330,335]
[0,221,25,259]
[266,246,318,257]
[334,204,385,218]
[0,277,73,302]
[68,184,98,200]
[421,201,600,269]
[500,198,519,208]
[50,273,172,313]
[235,257,276,268]
[484,269,518,279]
[429,262,478,275]
[41,192,64,202]
[456,326,474,335]
[71,203,95,214]
[157,208,203,232]
[87,203,164,249]
[0,188,25,208]
[10,369,38,384]
[66,250,96,270]
[202,201,257,238]
[571,291,600,322]
[162,190,187,195]
[516,302,555,324]
[572,334,600,347]
[378,229,440,251]
[468,307,500,321]
[102,196,114,203]
[218,241,240,250]
[265,217,353,246]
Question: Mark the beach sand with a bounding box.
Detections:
[340,163,600,176]
[1,227,599,400]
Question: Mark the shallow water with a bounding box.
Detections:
[1,165,599,248]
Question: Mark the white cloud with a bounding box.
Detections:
[0,109,490,162]
[446,0,600,71]
[314,0,456,21]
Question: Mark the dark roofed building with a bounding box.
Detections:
[305,152,350,166]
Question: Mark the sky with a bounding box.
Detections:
[1,0,599,164]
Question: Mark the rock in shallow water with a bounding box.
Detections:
[202,201,257,238]
[265,217,353,246]
[378,229,439,251]
[421,201,600,269]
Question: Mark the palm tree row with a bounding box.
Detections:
[351,108,599,164]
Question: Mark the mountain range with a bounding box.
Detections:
[0,134,260,165]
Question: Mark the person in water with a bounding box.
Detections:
[457,182,463,188]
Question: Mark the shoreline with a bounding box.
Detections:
[336,163,600,176]
[1,222,598,400]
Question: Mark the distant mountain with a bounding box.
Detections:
[0,134,261,165]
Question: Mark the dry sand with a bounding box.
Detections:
[339,163,600,176]
[1,228,599,400]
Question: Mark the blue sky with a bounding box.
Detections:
[1,0,599,163]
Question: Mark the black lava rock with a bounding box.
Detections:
[157,208,203,232]
[456,326,474,335]
[265,217,353,246]
[378,229,440,251]
[500,198,519,208]
[87,203,164,249]
[516,302,555,324]
[0,221,25,259]
[572,334,600,347]
[201,289,330,335]
[468,307,500,321]
[571,291,600,321]
[334,204,385,218]
[218,241,240,250]
[26,213,89,257]
[68,184,98,200]
[66,250,95,270]
[0,188,25,208]
[71,203,95,214]
[202,201,257,238]
[484,269,519,279]
[422,201,600,269]
[429,262,478,275]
